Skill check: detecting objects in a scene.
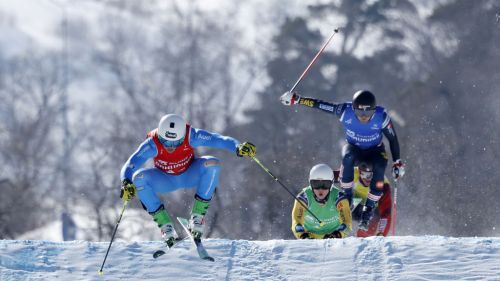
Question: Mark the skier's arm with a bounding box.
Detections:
[381,113,401,162]
[291,192,310,239]
[299,97,347,118]
[280,91,347,118]
[335,197,352,238]
[120,138,158,181]
[189,127,240,154]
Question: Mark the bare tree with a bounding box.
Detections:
[76,0,265,239]
[0,53,65,238]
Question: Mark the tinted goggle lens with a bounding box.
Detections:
[354,108,375,118]
[310,180,332,190]
[360,170,373,180]
[159,136,184,147]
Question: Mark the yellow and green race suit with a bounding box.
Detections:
[352,167,390,205]
[291,186,352,239]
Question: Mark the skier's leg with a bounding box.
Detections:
[376,183,392,236]
[185,156,221,238]
[132,167,183,245]
[132,167,181,213]
[341,144,359,206]
[194,156,220,201]
[356,213,380,237]
[360,147,388,230]
[367,148,388,208]
[355,184,380,237]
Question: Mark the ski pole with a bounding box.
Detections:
[391,180,398,236]
[98,200,129,276]
[251,156,324,225]
[289,28,339,93]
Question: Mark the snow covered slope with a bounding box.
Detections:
[1,236,499,280]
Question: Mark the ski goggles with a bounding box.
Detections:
[359,169,373,181]
[310,180,332,190]
[354,108,375,118]
[159,136,185,148]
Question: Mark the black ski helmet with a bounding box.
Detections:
[352,90,376,111]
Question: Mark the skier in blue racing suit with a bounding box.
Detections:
[119,114,256,246]
[280,90,405,230]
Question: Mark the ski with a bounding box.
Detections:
[176,217,215,262]
[153,249,167,259]
[153,237,188,259]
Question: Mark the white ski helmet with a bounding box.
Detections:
[309,164,334,182]
[158,114,187,143]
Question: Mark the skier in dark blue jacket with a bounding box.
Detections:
[280,90,405,230]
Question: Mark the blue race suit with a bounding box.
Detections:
[120,127,239,213]
[296,97,400,208]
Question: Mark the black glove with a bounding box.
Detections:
[324,231,342,239]
[120,179,136,202]
[300,232,311,239]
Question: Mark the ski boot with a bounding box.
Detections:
[160,223,178,248]
[189,195,211,239]
[150,205,178,247]
[358,205,374,232]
